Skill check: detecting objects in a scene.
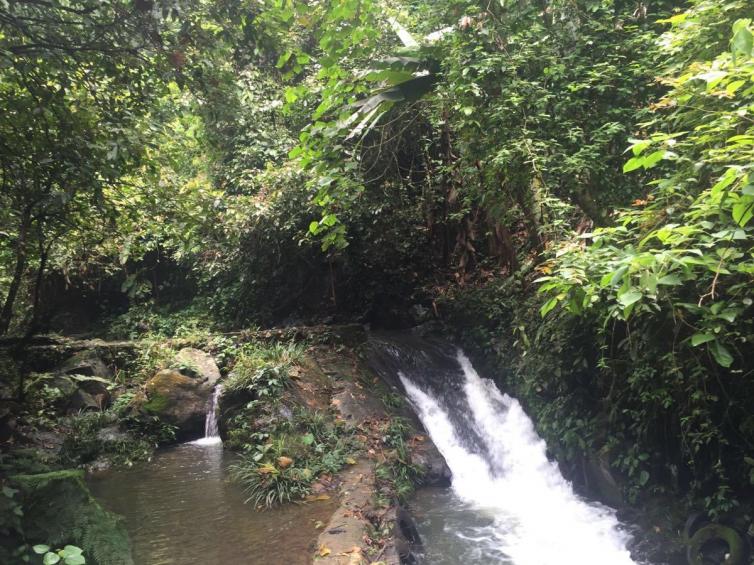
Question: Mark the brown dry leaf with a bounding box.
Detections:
[319,545,331,557]
[315,494,331,501]
[277,456,294,468]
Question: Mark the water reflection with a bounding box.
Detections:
[89,443,335,565]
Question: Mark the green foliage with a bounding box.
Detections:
[534,6,754,516]
[223,340,358,507]
[222,341,304,397]
[229,457,312,508]
[60,411,173,468]
[0,481,25,564]
[12,471,133,565]
[105,301,217,341]
[228,407,359,508]
[33,544,86,565]
[374,418,424,504]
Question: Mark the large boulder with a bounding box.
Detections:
[142,370,208,440]
[140,350,220,441]
[48,374,110,413]
[53,351,113,412]
[58,351,113,380]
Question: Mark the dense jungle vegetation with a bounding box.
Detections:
[2,0,754,559]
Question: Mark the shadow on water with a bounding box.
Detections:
[88,442,336,565]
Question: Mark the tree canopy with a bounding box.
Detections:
[2,0,754,529]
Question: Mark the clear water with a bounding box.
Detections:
[88,442,335,565]
[401,350,636,565]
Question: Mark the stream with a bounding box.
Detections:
[88,386,335,565]
[89,335,644,565]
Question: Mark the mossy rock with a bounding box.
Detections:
[140,369,209,440]
[12,470,134,565]
[687,524,748,565]
[141,392,169,415]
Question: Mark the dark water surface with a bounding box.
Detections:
[411,486,515,564]
[88,442,335,565]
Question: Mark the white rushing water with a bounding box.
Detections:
[191,385,223,446]
[400,351,635,565]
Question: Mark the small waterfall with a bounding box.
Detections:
[369,336,636,565]
[192,385,222,446]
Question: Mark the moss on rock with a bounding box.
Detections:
[13,470,133,565]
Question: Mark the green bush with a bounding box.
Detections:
[223,341,304,397]
[228,407,359,508]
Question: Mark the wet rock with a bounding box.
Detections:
[411,443,452,487]
[331,381,387,424]
[88,458,112,473]
[583,453,623,508]
[96,425,130,443]
[173,348,220,386]
[27,430,66,454]
[142,369,209,440]
[52,351,113,412]
[395,504,423,564]
[409,304,431,325]
[68,387,108,412]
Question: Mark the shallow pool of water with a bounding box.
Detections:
[89,442,335,565]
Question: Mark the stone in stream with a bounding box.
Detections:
[140,348,221,441]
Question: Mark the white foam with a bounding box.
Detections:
[400,352,635,565]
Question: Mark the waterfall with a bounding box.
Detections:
[192,385,222,446]
[369,336,636,565]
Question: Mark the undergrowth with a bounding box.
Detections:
[374,418,424,505]
[224,341,359,508]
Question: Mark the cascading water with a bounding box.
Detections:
[191,385,222,446]
[369,335,637,565]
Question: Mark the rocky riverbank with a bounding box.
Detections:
[2,325,450,564]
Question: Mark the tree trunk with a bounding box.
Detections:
[513,181,545,254]
[26,237,51,336]
[573,185,612,227]
[0,209,32,335]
